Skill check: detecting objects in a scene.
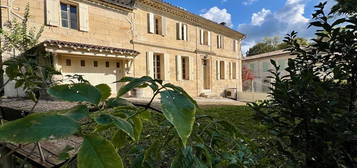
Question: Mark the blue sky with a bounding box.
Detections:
[164,0,336,54]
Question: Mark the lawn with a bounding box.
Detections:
[197,105,268,139]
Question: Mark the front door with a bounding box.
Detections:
[202,59,210,90]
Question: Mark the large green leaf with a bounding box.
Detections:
[95,84,112,101]
[95,114,135,139]
[0,113,79,143]
[160,90,196,146]
[117,76,153,97]
[63,105,89,121]
[78,135,124,168]
[132,116,143,141]
[48,83,101,105]
[112,130,129,149]
[163,83,199,108]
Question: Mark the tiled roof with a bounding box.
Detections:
[42,40,140,56]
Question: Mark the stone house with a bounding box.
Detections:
[1,0,245,98]
[239,49,295,101]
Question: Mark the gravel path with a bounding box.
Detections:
[0,98,78,112]
[0,97,246,113]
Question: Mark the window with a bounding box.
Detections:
[263,62,269,72]
[220,61,225,80]
[181,56,190,80]
[106,61,110,68]
[116,62,120,68]
[80,60,85,67]
[94,61,98,67]
[278,59,286,69]
[60,3,78,30]
[148,13,164,35]
[232,62,237,79]
[177,23,188,41]
[153,53,163,80]
[233,40,238,52]
[203,31,209,45]
[66,59,71,66]
[200,29,210,46]
[249,63,255,72]
[217,35,224,49]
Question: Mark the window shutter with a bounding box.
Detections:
[161,16,167,36]
[221,36,224,49]
[186,25,189,41]
[177,23,182,40]
[189,56,194,80]
[146,52,154,77]
[233,40,237,52]
[45,0,60,26]
[229,62,233,79]
[183,24,187,41]
[148,13,154,33]
[200,29,204,45]
[216,60,220,80]
[176,55,182,81]
[164,54,170,81]
[224,61,228,80]
[79,3,89,32]
[207,31,211,46]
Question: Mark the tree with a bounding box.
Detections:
[250,2,357,167]
[246,36,309,56]
[0,5,59,109]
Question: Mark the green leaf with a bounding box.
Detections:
[116,76,136,83]
[48,83,101,105]
[160,90,196,146]
[0,113,79,143]
[171,147,208,168]
[96,114,135,140]
[163,83,199,108]
[5,64,19,80]
[78,135,124,168]
[95,84,112,101]
[132,116,143,141]
[117,76,153,97]
[106,97,134,108]
[63,105,89,121]
[112,130,129,149]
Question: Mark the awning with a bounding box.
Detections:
[42,40,140,59]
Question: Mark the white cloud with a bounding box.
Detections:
[200,6,233,27]
[238,0,316,55]
[242,0,258,6]
[251,8,271,26]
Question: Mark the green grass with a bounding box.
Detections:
[197,105,268,139]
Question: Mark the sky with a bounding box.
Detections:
[164,0,336,54]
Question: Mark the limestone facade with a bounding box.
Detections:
[1,0,245,98]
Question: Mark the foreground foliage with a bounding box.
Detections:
[250,2,357,167]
